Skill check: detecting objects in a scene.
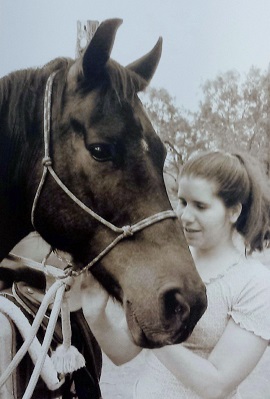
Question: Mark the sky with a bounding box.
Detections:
[1,0,270,111]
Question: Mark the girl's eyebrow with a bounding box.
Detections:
[193,200,209,207]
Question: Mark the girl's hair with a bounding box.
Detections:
[180,150,270,253]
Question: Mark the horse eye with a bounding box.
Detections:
[88,143,115,162]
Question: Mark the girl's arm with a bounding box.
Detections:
[81,272,142,365]
[153,318,268,399]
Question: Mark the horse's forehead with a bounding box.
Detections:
[62,86,161,157]
[65,89,148,134]
[65,90,99,118]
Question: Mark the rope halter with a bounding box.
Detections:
[31,71,177,276]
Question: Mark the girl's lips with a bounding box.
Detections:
[184,227,201,233]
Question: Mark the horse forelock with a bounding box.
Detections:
[106,60,147,100]
[75,59,146,109]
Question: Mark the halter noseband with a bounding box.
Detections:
[31,72,177,276]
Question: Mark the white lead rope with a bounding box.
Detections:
[0,279,65,393]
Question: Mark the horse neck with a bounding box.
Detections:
[0,70,46,259]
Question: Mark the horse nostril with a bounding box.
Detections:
[175,305,182,313]
[174,292,190,320]
[161,288,190,322]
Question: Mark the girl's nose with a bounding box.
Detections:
[180,205,194,223]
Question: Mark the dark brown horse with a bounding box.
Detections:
[0,19,206,351]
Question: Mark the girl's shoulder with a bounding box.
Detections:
[224,255,270,295]
[205,255,270,286]
[237,256,270,282]
[227,256,270,339]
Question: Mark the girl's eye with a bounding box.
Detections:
[88,143,115,162]
[178,198,187,207]
[195,202,207,210]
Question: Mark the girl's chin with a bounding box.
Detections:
[185,238,198,247]
[184,235,204,249]
[184,232,200,241]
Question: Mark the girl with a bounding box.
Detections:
[81,150,270,399]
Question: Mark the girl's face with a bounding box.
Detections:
[177,176,236,251]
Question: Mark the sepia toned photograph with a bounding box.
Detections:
[1,1,270,398]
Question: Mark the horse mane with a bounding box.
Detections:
[106,59,146,101]
[0,69,41,144]
[0,58,71,142]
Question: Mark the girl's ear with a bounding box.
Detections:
[230,203,242,224]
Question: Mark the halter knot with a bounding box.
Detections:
[62,275,74,291]
[57,266,75,279]
[122,225,133,237]
[42,157,52,167]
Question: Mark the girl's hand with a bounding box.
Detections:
[80,271,142,365]
[80,271,110,323]
[81,271,127,330]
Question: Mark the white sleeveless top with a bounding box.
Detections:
[133,258,270,399]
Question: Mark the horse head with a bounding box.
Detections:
[1,19,207,348]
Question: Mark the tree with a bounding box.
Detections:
[141,66,270,205]
[195,67,270,170]
[141,87,210,205]
[141,87,210,171]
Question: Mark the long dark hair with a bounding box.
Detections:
[180,151,270,253]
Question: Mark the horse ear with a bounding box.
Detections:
[126,37,162,84]
[82,18,123,80]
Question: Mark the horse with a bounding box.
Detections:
[0,18,207,397]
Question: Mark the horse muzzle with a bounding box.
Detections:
[124,282,207,348]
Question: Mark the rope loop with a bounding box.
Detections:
[122,225,133,237]
[42,157,53,167]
